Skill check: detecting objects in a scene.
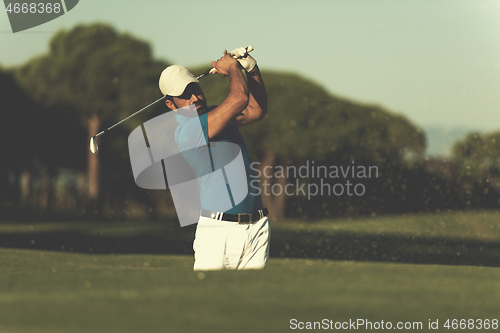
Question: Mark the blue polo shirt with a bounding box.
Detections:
[174,106,263,214]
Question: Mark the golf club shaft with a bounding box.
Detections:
[94,95,167,139]
[196,68,216,80]
[93,65,228,139]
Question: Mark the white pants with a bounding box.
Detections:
[193,215,270,271]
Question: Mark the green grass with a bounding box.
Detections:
[306,210,500,241]
[271,210,500,266]
[1,210,500,332]
[1,249,499,333]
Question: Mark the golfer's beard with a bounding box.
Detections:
[196,103,208,115]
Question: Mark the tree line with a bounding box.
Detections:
[1,23,498,221]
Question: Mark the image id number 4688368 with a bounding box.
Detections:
[5,2,62,14]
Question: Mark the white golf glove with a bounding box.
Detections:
[230,46,256,72]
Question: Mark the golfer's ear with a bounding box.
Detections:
[165,99,175,111]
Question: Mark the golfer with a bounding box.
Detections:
[158,47,270,270]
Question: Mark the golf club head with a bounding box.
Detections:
[90,136,99,154]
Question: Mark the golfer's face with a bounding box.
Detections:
[173,83,208,115]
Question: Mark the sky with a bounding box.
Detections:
[1,0,499,132]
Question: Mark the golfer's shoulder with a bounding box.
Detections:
[175,112,210,146]
[176,116,201,136]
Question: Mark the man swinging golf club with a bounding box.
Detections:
[158,46,270,270]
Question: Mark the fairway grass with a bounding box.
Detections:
[1,248,499,333]
[1,210,500,332]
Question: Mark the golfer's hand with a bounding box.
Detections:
[230,46,256,72]
[211,52,239,76]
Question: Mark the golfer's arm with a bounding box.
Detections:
[234,66,268,127]
[207,67,249,139]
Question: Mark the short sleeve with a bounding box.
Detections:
[175,113,209,152]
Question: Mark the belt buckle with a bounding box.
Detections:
[237,213,250,224]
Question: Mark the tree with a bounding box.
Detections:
[452,131,500,207]
[0,67,38,206]
[14,23,169,212]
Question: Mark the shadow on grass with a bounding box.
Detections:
[271,229,500,267]
[1,222,500,267]
[0,222,197,255]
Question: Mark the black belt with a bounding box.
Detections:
[201,207,268,224]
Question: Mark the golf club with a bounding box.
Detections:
[90,46,254,154]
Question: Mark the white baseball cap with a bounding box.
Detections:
[159,65,199,97]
